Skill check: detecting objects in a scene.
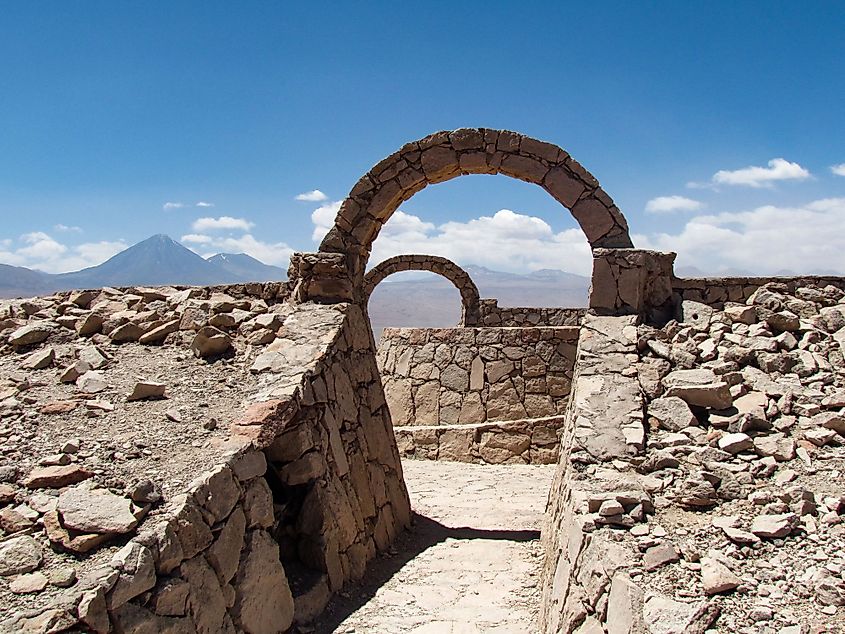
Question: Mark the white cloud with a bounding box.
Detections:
[195,201,214,207]
[635,197,845,275]
[180,234,213,244]
[296,189,328,202]
[181,233,293,266]
[330,208,594,276]
[645,195,704,214]
[831,164,845,177]
[0,232,128,273]
[711,158,811,188]
[54,224,82,233]
[163,202,185,210]
[311,201,342,242]
[191,216,255,232]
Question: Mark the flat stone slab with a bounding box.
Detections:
[0,535,43,576]
[57,485,140,534]
[663,369,733,409]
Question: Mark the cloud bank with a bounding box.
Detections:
[711,158,811,188]
[645,196,704,214]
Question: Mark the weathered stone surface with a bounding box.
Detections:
[701,557,741,595]
[10,572,48,594]
[647,396,696,431]
[191,325,233,358]
[139,319,180,344]
[663,369,733,409]
[58,484,139,534]
[181,553,228,633]
[127,380,167,401]
[207,506,246,584]
[232,530,294,633]
[643,542,679,571]
[22,346,54,370]
[43,510,112,554]
[108,541,156,609]
[750,512,799,538]
[0,534,43,576]
[9,322,53,346]
[76,369,108,394]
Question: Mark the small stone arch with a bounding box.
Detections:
[364,255,481,326]
[318,128,633,296]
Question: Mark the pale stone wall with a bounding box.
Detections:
[478,299,586,327]
[2,302,410,633]
[377,326,579,428]
[394,415,567,465]
[539,315,653,634]
[673,275,845,308]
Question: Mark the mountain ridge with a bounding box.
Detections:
[0,234,287,298]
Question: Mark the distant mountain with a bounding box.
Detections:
[54,235,234,288]
[207,253,285,282]
[0,235,286,298]
[0,264,56,298]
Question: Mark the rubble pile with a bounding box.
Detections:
[626,282,845,631]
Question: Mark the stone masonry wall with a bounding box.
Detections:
[478,299,586,327]
[539,315,667,634]
[394,415,567,466]
[2,302,410,633]
[673,275,845,308]
[377,326,579,427]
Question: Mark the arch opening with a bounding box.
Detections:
[364,255,481,328]
[318,128,633,297]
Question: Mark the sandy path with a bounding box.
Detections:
[314,460,556,634]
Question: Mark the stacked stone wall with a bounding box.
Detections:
[377,326,578,465]
[3,302,410,633]
[378,326,578,426]
[478,299,586,327]
[673,275,845,308]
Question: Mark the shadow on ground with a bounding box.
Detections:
[309,512,540,634]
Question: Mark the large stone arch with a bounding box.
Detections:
[317,128,633,296]
[364,255,481,326]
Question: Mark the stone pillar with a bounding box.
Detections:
[288,251,365,304]
[589,248,676,323]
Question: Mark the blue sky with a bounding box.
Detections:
[1,2,844,276]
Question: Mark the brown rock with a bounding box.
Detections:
[110,322,145,343]
[43,510,113,554]
[0,535,43,576]
[9,571,48,594]
[190,326,233,358]
[23,464,93,488]
[9,322,54,346]
[76,370,108,394]
[40,400,78,415]
[663,369,733,409]
[58,484,140,534]
[138,319,180,345]
[643,542,680,571]
[22,347,54,370]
